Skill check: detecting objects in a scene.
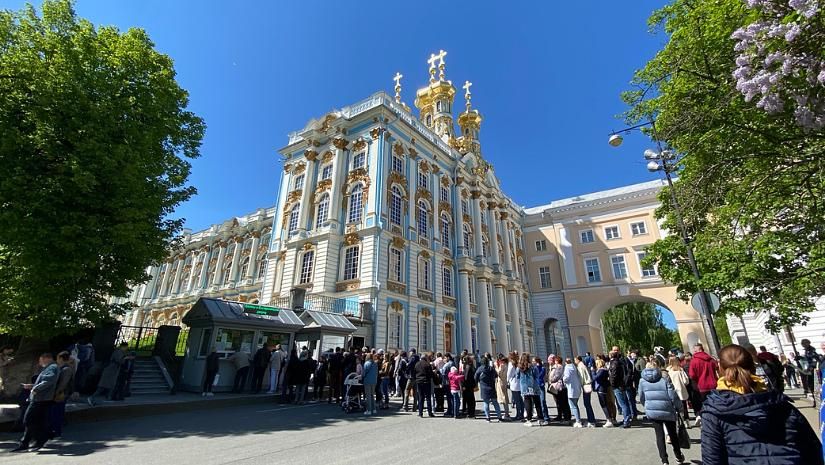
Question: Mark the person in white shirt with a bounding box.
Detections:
[268,345,285,394]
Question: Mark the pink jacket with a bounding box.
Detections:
[448,372,464,392]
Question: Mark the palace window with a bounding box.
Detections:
[585,258,602,283]
[611,255,628,280]
[316,194,329,228]
[535,240,547,251]
[388,311,402,349]
[442,267,453,297]
[288,206,300,236]
[347,185,363,224]
[637,252,658,278]
[462,199,469,216]
[480,209,486,225]
[418,171,428,190]
[580,229,595,244]
[294,174,305,191]
[630,221,647,236]
[605,225,621,240]
[239,256,250,280]
[390,186,403,226]
[440,214,451,248]
[221,258,232,285]
[256,258,267,279]
[389,247,402,282]
[486,281,493,307]
[468,275,475,303]
[462,224,472,251]
[343,246,360,281]
[417,201,429,238]
[391,155,403,174]
[299,250,315,284]
[426,114,432,126]
[482,235,490,258]
[471,323,478,353]
[419,258,431,291]
[352,152,366,170]
[440,186,449,204]
[419,317,431,351]
[539,266,551,288]
[321,164,333,180]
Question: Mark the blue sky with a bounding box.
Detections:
[7,1,678,328]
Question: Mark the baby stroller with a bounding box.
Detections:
[341,372,364,413]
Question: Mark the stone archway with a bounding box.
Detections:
[564,285,705,355]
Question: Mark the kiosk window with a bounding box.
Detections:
[214,328,254,356]
[198,328,213,357]
[258,332,290,349]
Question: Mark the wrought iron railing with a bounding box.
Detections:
[271,293,362,318]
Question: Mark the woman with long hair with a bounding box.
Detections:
[507,352,524,421]
[701,344,822,465]
[666,356,692,423]
[495,354,511,420]
[548,355,571,423]
[575,355,597,427]
[562,357,583,428]
[461,355,477,418]
[593,358,616,427]
[518,353,543,426]
[475,354,502,422]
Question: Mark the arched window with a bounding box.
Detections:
[256,258,268,279]
[389,247,403,282]
[389,186,403,226]
[419,314,431,351]
[544,319,564,357]
[440,213,451,248]
[169,313,180,326]
[238,256,250,280]
[419,256,431,291]
[417,200,429,238]
[482,234,490,258]
[221,256,232,285]
[463,224,472,251]
[440,186,449,203]
[206,259,217,286]
[442,266,453,297]
[287,206,300,235]
[316,194,329,228]
[348,185,363,224]
[426,114,432,127]
[192,261,203,289]
[299,250,314,284]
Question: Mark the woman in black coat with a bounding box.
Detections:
[701,345,822,465]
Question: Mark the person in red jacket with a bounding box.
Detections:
[688,343,718,427]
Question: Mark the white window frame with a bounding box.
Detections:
[440,214,451,248]
[287,207,300,235]
[442,267,453,297]
[315,194,329,228]
[440,186,449,203]
[389,247,402,282]
[630,221,648,236]
[417,200,429,238]
[539,266,551,288]
[321,164,333,180]
[584,257,602,283]
[391,155,403,174]
[580,229,595,244]
[418,171,428,190]
[604,225,621,241]
[347,185,363,224]
[610,254,628,280]
[419,317,431,351]
[294,174,305,191]
[535,239,547,251]
[352,151,366,170]
[389,186,403,226]
[637,252,658,278]
[419,257,431,291]
[468,275,475,303]
[388,311,402,349]
[342,246,360,281]
[298,250,314,284]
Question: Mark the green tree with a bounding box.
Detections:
[602,302,680,354]
[627,0,825,333]
[0,1,204,338]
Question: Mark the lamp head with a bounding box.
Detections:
[647,161,662,172]
[643,149,660,160]
[608,134,623,147]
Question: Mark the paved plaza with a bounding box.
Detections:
[0,396,701,465]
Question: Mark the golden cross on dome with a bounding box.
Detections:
[427,53,439,82]
[463,80,473,110]
[436,49,447,81]
[393,72,403,103]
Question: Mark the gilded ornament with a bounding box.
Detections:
[443,258,453,267]
[287,190,302,205]
[420,308,432,318]
[294,161,306,175]
[470,190,481,199]
[390,301,403,312]
[439,201,451,214]
[420,250,430,259]
[315,179,332,193]
[320,114,336,131]
[332,137,349,150]
[387,282,406,294]
[304,150,318,162]
[352,139,367,151]
[283,163,293,172]
[430,163,440,174]
[391,236,405,249]
[460,189,469,199]
[387,171,407,187]
[463,213,472,224]
[419,162,429,173]
[322,151,334,163]
[302,242,313,251]
[344,232,360,246]
[408,147,418,158]
[393,143,405,156]
[415,189,432,203]
[440,176,450,188]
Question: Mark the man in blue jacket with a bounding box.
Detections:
[13,353,59,452]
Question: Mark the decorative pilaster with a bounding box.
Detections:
[487,202,500,272]
[493,284,508,352]
[184,251,198,291]
[298,150,318,234]
[211,242,227,286]
[476,277,493,353]
[246,232,261,279]
[228,237,243,284]
[198,247,210,289]
[329,138,347,228]
[458,270,473,352]
[471,191,484,261]
[499,213,513,275]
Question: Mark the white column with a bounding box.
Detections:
[471,191,484,260]
[168,258,183,295]
[476,277,493,354]
[494,284,508,353]
[297,151,317,233]
[409,157,418,233]
[246,233,261,279]
[158,262,172,296]
[508,289,524,351]
[458,270,473,352]
[211,242,226,286]
[487,203,500,271]
[329,139,347,227]
[144,266,159,300]
[228,237,243,284]
[198,248,210,289]
[500,213,513,275]
[184,251,198,291]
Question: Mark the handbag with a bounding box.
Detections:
[677,416,691,449]
[583,383,593,394]
[547,380,561,395]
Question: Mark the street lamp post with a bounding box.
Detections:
[609,120,722,356]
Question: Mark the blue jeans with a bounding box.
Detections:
[568,397,581,422]
[380,378,391,405]
[582,391,597,424]
[450,391,461,418]
[482,398,501,420]
[537,385,550,421]
[511,390,525,420]
[613,388,632,425]
[626,385,639,416]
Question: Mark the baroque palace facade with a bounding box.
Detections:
[123,52,824,359]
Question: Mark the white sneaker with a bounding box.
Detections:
[364,411,372,416]
[573,421,583,428]
[693,417,701,427]
[586,422,596,428]
[206,392,214,397]
[524,420,533,427]
[603,421,614,428]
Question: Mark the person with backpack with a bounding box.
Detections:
[638,361,685,465]
[794,339,820,407]
[475,354,502,422]
[701,344,822,465]
[609,346,633,428]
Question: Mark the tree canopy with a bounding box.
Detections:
[627,0,824,333]
[602,302,681,354]
[0,0,204,338]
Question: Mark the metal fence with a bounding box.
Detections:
[271,293,362,318]
[116,325,159,357]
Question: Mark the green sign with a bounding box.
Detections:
[242,303,282,316]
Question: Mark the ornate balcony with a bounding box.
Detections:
[387,281,406,295]
[417,289,434,302]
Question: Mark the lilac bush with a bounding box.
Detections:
[732,0,825,129]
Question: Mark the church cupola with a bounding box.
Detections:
[414,50,456,142]
[457,80,482,155]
